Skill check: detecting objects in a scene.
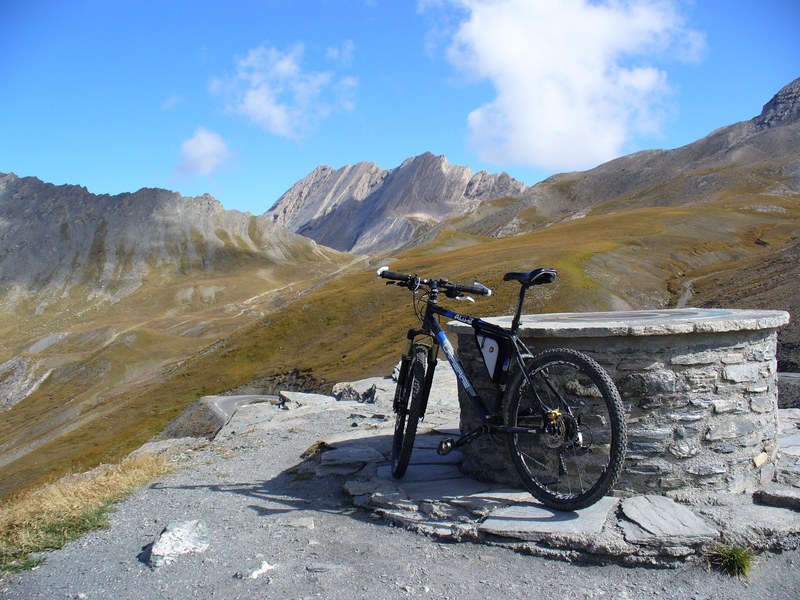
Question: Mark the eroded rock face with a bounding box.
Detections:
[755,76,800,130]
[266,152,527,254]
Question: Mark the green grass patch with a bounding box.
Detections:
[706,543,755,579]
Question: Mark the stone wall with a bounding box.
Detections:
[454,322,783,496]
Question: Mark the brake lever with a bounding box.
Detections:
[455,295,475,303]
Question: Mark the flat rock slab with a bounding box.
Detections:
[780,433,800,455]
[450,489,533,516]
[316,445,386,476]
[479,496,618,539]
[280,391,337,405]
[620,495,718,547]
[753,486,800,511]
[320,445,385,466]
[402,447,463,465]
[397,477,492,502]
[162,395,267,439]
[376,463,464,482]
[451,308,790,338]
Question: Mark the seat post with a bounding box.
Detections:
[510,284,528,334]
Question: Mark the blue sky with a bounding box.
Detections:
[1,1,798,215]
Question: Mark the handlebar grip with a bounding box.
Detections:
[446,281,492,297]
[460,282,492,296]
[376,266,411,281]
[472,282,492,297]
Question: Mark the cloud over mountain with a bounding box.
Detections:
[439,0,705,170]
[178,127,233,176]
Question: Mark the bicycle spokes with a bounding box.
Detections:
[507,354,624,509]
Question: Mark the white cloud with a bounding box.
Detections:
[326,39,355,65]
[438,0,705,170]
[162,93,184,110]
[178,127,232,175]
[212,43,357,140]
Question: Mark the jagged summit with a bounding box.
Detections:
[266,152,527,255]
[755,76,800,129]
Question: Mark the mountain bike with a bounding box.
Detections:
[378,266,626,511]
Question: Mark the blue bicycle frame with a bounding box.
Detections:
[407,294,547,446]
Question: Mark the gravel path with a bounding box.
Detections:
[2,368,799,600]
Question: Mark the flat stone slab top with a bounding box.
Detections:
[619,495,719,547]
[448,308,789,338]
[479,496,618,538]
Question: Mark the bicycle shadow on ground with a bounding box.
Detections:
[148,423,583,546]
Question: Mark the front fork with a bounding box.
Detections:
[393,328,438,418]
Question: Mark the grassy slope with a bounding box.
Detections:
[0,245,361,500]
[1,187,797,501]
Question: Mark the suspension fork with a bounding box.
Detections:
[393,329,418,411]
[394,328,437,417]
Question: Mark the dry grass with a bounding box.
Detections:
[0,454,173,572]
[1,190,797,505]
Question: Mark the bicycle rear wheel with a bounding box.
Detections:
[505,348,626,511]
[391,344,428,478]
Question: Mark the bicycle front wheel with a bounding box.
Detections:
[391,343,428,478]
[505,348,626,511]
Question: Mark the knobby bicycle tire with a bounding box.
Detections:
[391,344,428,478]
[505,348,626,511]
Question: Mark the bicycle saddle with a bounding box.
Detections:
[503,268,557,287]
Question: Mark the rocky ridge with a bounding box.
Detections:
[755,76,800,130]
[267,152,527,254]
[457,76,800,237]
[0,174,345,314]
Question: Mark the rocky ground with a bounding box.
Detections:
[2,364,800,600]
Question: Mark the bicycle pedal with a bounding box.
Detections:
[437,438,455,456]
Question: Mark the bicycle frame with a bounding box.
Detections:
[406,294,551,449]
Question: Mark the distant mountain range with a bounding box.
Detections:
[266,77,799,253]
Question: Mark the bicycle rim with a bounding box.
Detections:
[391,345,427,478]
[506,348,626,511]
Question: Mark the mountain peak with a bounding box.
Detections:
[267,152,526,254]
[754,76,800,129]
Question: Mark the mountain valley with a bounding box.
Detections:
[0,77,798,501]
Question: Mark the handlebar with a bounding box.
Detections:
[377,266,492,297]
